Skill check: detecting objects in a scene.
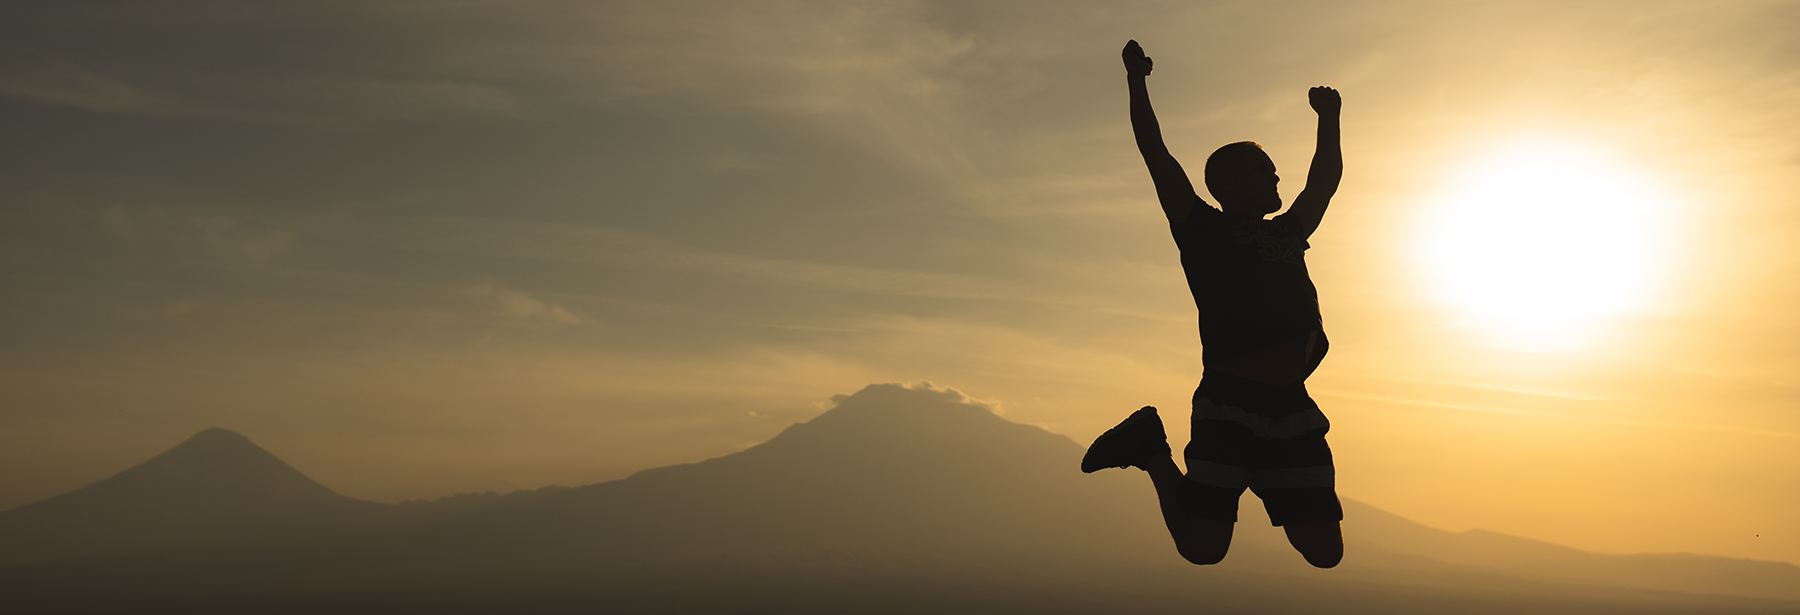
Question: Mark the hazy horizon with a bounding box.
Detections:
[4,0,1798,569]
[8,382,1796,614]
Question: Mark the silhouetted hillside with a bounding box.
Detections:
[0,428,387,564]
[383,383,1170,560]
[2,385,1797,614]
[1343,500,1800,601]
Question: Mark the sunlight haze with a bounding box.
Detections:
[1415,139,1680,350]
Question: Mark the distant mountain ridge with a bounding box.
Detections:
[0,427,386,564]
[2,384,1797,613]
[382,382,1165,557]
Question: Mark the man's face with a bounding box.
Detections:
[1223,154,1282,217]
[1248,157,1282,215]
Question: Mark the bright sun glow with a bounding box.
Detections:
[1417,141,1678,351]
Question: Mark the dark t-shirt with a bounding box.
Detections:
[1170,196,1327,378]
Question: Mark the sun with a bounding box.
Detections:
[1416,141,1678,350]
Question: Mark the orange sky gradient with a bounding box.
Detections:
[2,1,1798,564]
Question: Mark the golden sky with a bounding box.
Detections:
[3,1,1797,563]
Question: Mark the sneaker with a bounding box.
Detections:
[1081,406,1170,473]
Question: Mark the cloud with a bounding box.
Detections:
[199,217,297,264]
[0,60,153,112]
[898,380,1007,416]
[284,79,528,118]
[398,216,1035,302]
[375,215,1188,327]
[91,205,297,264]
[468,281,581,325]
[99,205,143,244]
[0,2,538,123]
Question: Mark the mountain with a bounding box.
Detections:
[1342,500,1800,602]
[2,385,1797,614]
[379,382,1172,559]
[0,427,388,564]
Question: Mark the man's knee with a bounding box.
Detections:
[1283,520,1343,568]
[1178,543,1228,566]
[1300,546,1342,568]
[1171,515,1235,566]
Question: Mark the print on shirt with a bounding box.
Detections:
[1233,223,1309,266]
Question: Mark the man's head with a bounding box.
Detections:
[1205,141,1281,217]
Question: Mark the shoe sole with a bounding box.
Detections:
[1081,406,1161,473]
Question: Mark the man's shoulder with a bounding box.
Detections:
[1170,207,1225,249]
[1261,214,1312,239]
[1171,199,1224,228]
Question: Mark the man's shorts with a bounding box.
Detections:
[1176,372,1343,527]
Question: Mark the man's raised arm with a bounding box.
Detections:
[1124,40,1198,223]
[1281,86,1342,239]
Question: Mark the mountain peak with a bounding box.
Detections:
[0,428,386,565]
[171,427,259,455]
[667,381,1071,482]
[187,426,251,441]
[116,428,328,494]
[809,382,1006,426]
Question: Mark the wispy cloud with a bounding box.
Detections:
[1315,391,1536,416]
[1357,376,1612,402]
[467,281,581,325]
[395,216,1042,304]
[0,60,153,112]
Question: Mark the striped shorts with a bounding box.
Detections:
[1177,372,1343,526]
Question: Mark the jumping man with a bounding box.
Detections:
[1081,40,1345,568]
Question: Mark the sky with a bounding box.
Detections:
[3,0,1798,564]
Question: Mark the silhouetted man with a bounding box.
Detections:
[1082,40,1344,568]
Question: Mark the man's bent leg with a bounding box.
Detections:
[1141,456,1235,565]
[1254,463,1343,568]
[1083,407,1235,564]
[1283,520,1343,568]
